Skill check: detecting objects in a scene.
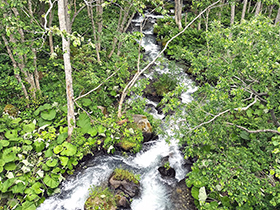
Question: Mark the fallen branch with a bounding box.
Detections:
[225,122,280,135]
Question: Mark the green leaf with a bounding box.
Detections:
[1,178,16,193]
[59,156,69,167]
[0,140,9,147]
[41,109,56,121]
[60,142,77,156]
[22,123,35,133]
[44,147,53,158]
[97,125,106,135]
[33,141,45,153]
[46,158,58,167]
[2,148,17,163]
[5,130,18,140]
[43,174,60,188]
[57,132,68,144]
[88,127,98,136]
[4,162,17,170]
[11,182,26,194]
[82,98,92,107]
[54,145,63,154]
[31,182,43,194]
[21,200,37,210]
[191,186,199,200]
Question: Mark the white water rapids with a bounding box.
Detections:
[37,13,197,210]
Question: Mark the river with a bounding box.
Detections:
[37,13,197,210]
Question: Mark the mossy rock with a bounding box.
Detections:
[118,140,137,151]
[84,187,117,210]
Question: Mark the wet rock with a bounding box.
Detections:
[132,114,154,142]
[115,192,130,208]
[158,156,176,178]
[158,166,176,178]
[109,176,140,198]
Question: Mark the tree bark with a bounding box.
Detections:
[87,4,100,62]
[96,0,103,54]
[58,0,75,141]
[230,2,235,26]
[175,0,183,30]
[247,0,251,13]
[1,34,29,102]
[241,0,248,22]
[275,6,280,26]
[255,1,262,16]
[268,5,274,18]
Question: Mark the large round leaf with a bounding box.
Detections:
[41,109,56,121]
[61,142,77,156]
[43,174,60,188]
[46,158,58,167]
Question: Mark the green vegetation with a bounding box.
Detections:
[85,186,116,210]
[1,0,280,209]
[112,168,140,185]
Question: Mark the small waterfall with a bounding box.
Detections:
[37,13,196,210]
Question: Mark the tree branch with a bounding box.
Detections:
[225,122,280,135]
[74,66,122,102]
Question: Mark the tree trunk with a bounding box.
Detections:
[275,7,280,26]
[241,0,248,22]
[58,0,75,141]
[49,6,54,54]
[1,34,30,102]
[96,0,103,54]
[205,9,210,31]
[175,0,183,30]
[198,10,201,30]
[28,0,40,91]
[247,0,251,13]
[87,4,100,62]
[230,2,235,26]
[268,5,274,18]
[255,1,261,16]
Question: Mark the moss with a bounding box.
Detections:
[112,168,139,185]
[85,186,117,210]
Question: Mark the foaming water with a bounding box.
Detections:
[37,13,196,210]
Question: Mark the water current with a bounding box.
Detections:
[37,13,197,210]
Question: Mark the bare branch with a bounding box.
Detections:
[74,66,122,102]
[226,122,280,135]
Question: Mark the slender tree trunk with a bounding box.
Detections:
[198,9,201,30]
[241,0,248,22]
[255,1,262,16]
[28,0,40,91]
[275,6,280,26]
[175,0,183,30]
[1,34,29,102]
[96,0,103,53]
[205,9,210,31]
[49,7,54,54]
[230,2,235,26]
[87,4,100,62]
[268,5,274,18]
[58,0,75,141]
[247,0,251,13]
